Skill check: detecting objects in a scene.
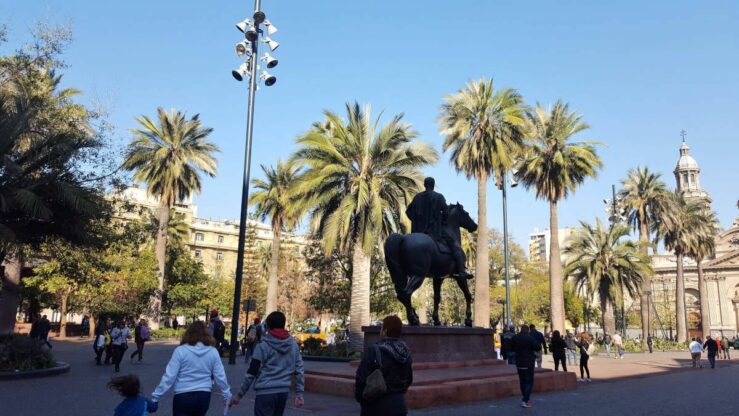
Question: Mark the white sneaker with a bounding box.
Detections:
[587,379,592,382]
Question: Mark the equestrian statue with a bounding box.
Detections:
[384,177,478,327]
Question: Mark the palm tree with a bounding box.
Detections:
[0,68,104,335]
[517,100,602,333]
[437,78,526,327]
[122,108,219,326]
[564,219,650,335]
[618,166,669,344]
[291,102,437,350]
[660,192,713,342]
[249,160,301,314]
[685,205,719,338]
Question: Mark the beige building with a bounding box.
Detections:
[652,141,738,339]
[528,227,579,263]
[111,186,306,279]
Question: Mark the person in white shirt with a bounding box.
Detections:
[688,337,704,368]
[151,321,232,416]
[109,321,131,373]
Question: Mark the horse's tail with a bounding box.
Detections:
[384,233,405,287]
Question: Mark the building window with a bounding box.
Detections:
[218,235,224,244]
[194,249,202,258]
[195,233,204,242]
[689,173,695,186]
[216,252,223,261]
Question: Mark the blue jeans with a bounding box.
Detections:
[708,352,716,368]
[507,351,516,365]
[604,343,611,356]
[255,392,288,416]
[516,366,535,402]
[566,349,578,365]
[173,391,211,416]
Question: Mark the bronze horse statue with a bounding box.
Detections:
[384,203,478,327]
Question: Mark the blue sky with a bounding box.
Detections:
[3,1,738,249]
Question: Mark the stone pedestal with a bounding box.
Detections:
[304,325,576,409]
[362,325,496,362]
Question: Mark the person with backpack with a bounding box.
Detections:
[208,310,226,353]
[230,311,305,416]
[244,317,264,363]
[130,319,151,363]
[355,315,413,416]
[576,332,592,382]
[110,321,132,372]
[511,324,540,409]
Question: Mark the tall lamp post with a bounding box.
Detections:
[228,0,280,365]
[499,172,518,327]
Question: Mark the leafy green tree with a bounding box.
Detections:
[122,108,219,327]
[250,160,301,314]
[661,192,714,341]
[438,78,526,327]
[163,244,209,319]
[517,100,602,333]
[291,102,436,350]
[564,219,651,335]
[619,166,669,343]
[0,26,109,335]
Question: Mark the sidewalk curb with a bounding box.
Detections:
[0,361,71,381]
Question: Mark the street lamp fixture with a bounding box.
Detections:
[228,0,281,365]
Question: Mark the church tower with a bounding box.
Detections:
[674,135,711,202]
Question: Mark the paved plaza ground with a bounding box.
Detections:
[2,339,737,415]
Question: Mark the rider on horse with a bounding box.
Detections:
[406,177,473,280]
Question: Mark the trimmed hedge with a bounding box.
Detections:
[0,335,55,372]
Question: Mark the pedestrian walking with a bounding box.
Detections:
[502,325,516,365]
[94,319,109,365]
[130,319,151,363]
[171,317,179,331]
[603,333,612,357]
[243,317,264,363]
[720,336,730,359]
[151,321,232,416]
[354,315,413,416]
[550,330,567,372]
[576,332,592,382]
[689,337,703,368]
[110,321,132,372]
[565,331,578,365]
[703,336,719,369]
[81,315,90,338]
[33,315,53,349]
[208,309,227,354]
[529,324,545,369]
[109,374,158,416]
[647,335,653,354]
[230,311,305,416]
[612,333,624,359]
[716,336,723,359]
[511,325,540,408]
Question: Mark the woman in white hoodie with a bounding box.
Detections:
[151,321,232,416]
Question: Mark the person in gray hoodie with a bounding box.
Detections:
[151,321,232,416]
[230,311,305,416]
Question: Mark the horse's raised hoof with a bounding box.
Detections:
[464,319,473,327]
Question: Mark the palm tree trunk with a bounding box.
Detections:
[675,252,688,342]
[697,258,710,338]
[349,240,371,352]
[58,293,69,339]
[265,230,281,314]
[549,201,566,333]
[0,251,22,336]
[602,298,616,336]
[152,203,171,330]
[638,221,651,347]
[473,173,490,327]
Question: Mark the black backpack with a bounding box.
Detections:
[213,320,226,341]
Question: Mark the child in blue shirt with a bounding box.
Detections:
[109,374,158,416]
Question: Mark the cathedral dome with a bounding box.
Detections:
[675,142,699,171]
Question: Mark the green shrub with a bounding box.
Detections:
[151,328,185,339]
[0,335,55,372]
[301,339,352,358]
